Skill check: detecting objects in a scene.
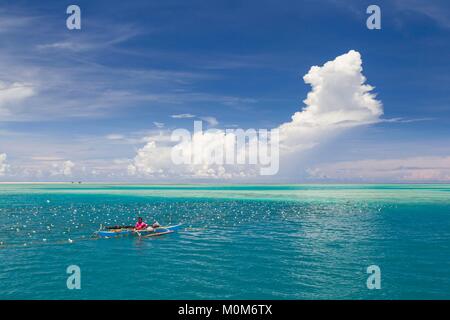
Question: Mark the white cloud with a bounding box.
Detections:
[106,134,125,140]
[199,116,219,127]
[307,156,450,182]
[127,141,169,176]
[63,160,75,176]
[171,113,196,119]
[278,50,383,152]
[0,153,9,176]
[128,50,383,180]
[0,82,35,117]
[49,160,75,177]
[153,122,165,128]
[127,130,257,179]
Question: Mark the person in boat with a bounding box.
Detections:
[135,217,161,231]
[152,221,160,228]
[135,217,148,230]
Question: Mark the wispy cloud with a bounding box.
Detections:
[171,113,196,119]
[393,0,450,29]
[31,156,65,161]
[0,9,253,122]
[0,9,38,33]
[0,153,8,176]
[328,0,450,29]
[199,116,219,127]
[0,81,35,117]
[153,122,165,128]
[171,114,219,127]
[35,24,143,53]
[105,134,126,140]
[380,117,435,124]
[307,156,450,182]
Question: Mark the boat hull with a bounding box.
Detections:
[96,224,182,238]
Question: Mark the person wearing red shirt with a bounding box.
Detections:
[135,217,148,230]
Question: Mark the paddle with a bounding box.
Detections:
[141,230,173,238]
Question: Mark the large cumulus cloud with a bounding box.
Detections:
[128,50,383,179]
[279,50,382,152]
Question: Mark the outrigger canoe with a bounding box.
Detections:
[95,224,183,238]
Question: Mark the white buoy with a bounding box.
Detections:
[68,238,74,243]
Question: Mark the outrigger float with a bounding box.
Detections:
[95,224,183,238]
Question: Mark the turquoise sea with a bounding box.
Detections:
[1,184,449,299]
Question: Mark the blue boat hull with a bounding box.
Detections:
[96,229,132,237]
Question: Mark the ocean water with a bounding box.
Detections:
[0,184,449,299]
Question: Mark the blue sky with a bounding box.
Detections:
[0,0,449,182]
